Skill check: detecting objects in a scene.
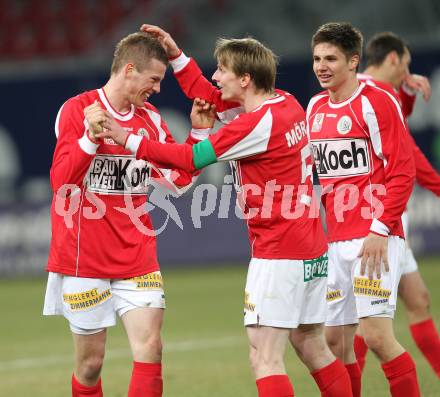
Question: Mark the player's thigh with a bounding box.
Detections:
[246,325,290,358]
[73,329,107,364]
[121,306,164,342]
[398,271,430,311]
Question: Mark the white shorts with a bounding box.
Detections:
[401,211,418,275]
[244,255,328,329]
[43,272,165,333]
[326,236,405,326]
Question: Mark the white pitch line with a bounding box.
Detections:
[0,336,243,372]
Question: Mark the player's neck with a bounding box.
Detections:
[243,91,275,113]
[328,76,359,103]
[364,66,392,86]
[102,81,132,114]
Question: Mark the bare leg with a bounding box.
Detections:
[72,330,107,386]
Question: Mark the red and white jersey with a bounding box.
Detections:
[307,82,415,242]
[358,74,440,197]
[47,88,198,278]
[135,53,328,260]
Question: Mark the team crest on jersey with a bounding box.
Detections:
[336,116,352,135]
[311,113,325,132]
[137,128,149,138]
[104,138,117,145]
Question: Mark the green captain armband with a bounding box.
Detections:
[192,139,218,169]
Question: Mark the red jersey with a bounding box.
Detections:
[47,88,198,278]
[307,82,415,242]
[126,54,328,260]
[358,74,440,197]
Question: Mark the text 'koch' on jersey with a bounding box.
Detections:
[311,138,371,179]
[306,82,414,242]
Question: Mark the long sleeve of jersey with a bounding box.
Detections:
[171,53,243,123]
[50,98,99,193]
[146,106,202,191]
[127,106,272,172]
[399,85,416,118]
[407,133,440,196]
[366,94,416,231]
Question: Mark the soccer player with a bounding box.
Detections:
[43,32,203,397]
[353,31,440,378]
[95,27,353,397]
[307,22,420,397]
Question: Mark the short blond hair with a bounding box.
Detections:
[111,32,168,75]
[214,37,278,93]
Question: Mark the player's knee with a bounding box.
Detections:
[254,350,284,373]
[405,289,431,317]
[248,346,258,373]
[363,329,388,355]
[326,333,343,358]
[132,334,163,362]
[78,355,104,383]
[415,289,431,312]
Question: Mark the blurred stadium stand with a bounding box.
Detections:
[0,0,439,276]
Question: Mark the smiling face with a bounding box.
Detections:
[313,42,359,93]
[126,58,167,108]
[212,62,245,102]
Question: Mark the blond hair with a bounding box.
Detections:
[214,37,278,93]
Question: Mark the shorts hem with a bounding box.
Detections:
[358,311,394,319]
[401,268,418,275]
[67,319,117,330]
[325,318,359,326]
[245,320,298,329]
[298,316,327,325]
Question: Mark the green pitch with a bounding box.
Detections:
[0,258,439,396]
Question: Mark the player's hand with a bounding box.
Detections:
[84,100,106,141]
[94,111,128,146]
[358,233,389,280]
[140,24,181,59]
[190,98,216,129]
[403,74,431,102]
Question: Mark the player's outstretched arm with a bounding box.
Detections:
[95,100,216,173]
[141,23,241,121]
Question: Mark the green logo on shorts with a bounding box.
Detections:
[303,254,328,282]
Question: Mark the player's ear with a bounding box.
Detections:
[387,51,399,66]
[240,73,251,88]
[124,63,136,77]
[349,55,360,71]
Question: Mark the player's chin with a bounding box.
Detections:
[318,79,333,89]
[135,97,147,107]
[220,91,231,101]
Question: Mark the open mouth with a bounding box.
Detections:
[318,74,332,83]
